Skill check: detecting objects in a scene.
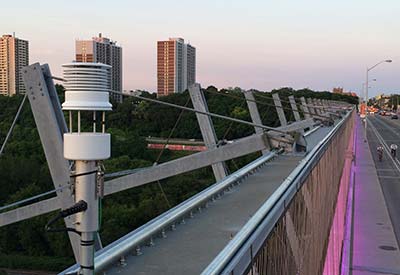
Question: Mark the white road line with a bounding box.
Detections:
[367,118,400,173]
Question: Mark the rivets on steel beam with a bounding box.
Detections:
[161,229,167,238]
[189,211,194,218]
[171,223,176,231]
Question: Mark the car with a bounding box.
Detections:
[391,114,398,119]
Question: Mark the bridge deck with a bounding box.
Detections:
[107,125,334,275]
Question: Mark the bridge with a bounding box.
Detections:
[0,63,399,275]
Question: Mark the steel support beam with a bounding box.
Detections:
[21,63,80,261]
[272,93,287,126]
[318,99,326,113]
[0,197,59,227]
[307,98,317,116]
[244,90,269,154]
[288,95,301,122]
[300,97,311,119]
[313,98,322,115]
[189,84,228,181]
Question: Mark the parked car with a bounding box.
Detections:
[391,114,398,119]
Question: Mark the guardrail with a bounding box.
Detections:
[60,150,278,274]
[202,107,355,275]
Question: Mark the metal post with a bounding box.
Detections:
[272,93,287,126]
[288,96,301,122]
[243,90,269,154]
[189,84,228,181]
[75,161,97,275]
[300,97,311,119]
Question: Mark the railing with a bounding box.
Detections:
[60,151,278,274]
[202,107,355,275]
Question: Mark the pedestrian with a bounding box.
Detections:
[390,143,398,158]
[377,145,384,161]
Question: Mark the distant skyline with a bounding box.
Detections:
[1,0,400,97]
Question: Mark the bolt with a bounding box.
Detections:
[136,246,142,256]
[149,237,154,247]
[161,229,167,238]
[119,256,127,266]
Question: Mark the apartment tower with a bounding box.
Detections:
[157,38,196,97]
[0,34,29,96]
[76,34,122,102]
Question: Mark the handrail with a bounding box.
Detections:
[201,107,354,275]
[59,151,278,274]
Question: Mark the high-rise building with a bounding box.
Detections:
[76,33,122,102]
[0,34,29,96]
[157,38,196,97]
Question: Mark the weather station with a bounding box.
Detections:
[44,62,112,275]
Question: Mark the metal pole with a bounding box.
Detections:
[75,160,97,275]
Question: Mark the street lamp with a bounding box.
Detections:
[364,59,392,142]
[365,60,392,104]
[362,78,376,99]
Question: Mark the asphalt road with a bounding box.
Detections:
[367,115,400,247]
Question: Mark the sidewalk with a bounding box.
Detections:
[351,117,400,275]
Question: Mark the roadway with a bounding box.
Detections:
[366,115,400,246]
[106,125,335,275]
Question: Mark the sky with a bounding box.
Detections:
[2,0,400,97]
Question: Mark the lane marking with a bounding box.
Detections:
[367,118,400,173]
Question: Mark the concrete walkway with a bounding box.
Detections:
[352,117,400,275]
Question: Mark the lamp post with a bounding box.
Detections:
[365,60,392,104]
[362,78,376,101]
[364,59,392,142]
